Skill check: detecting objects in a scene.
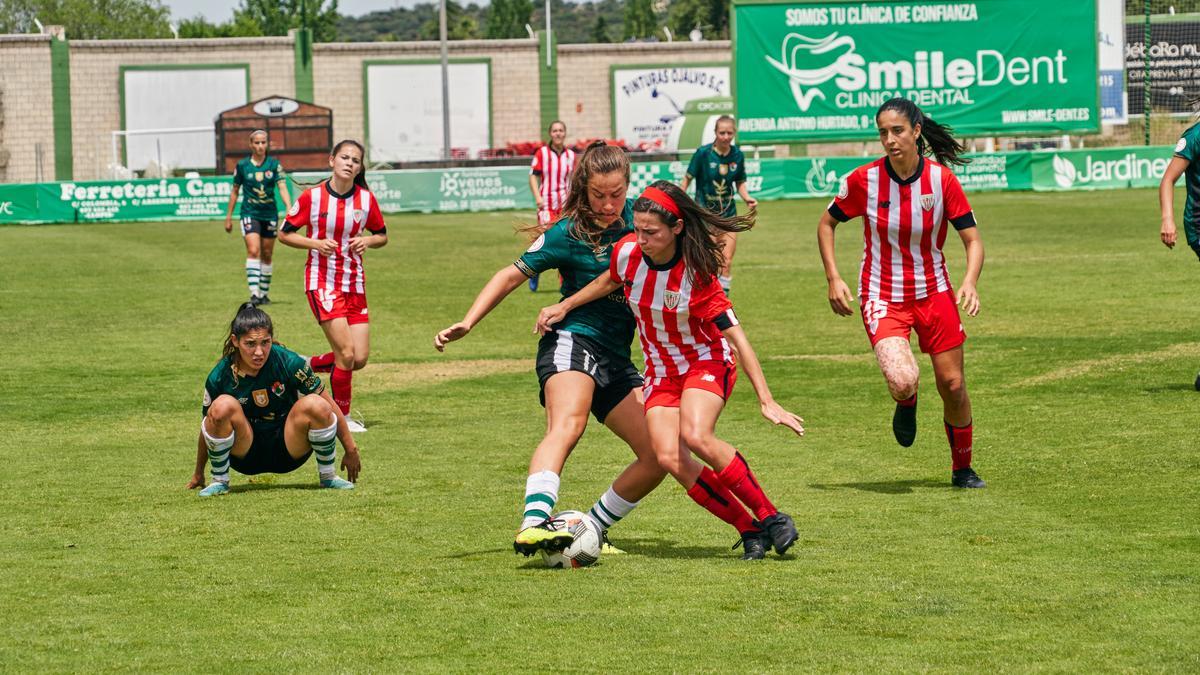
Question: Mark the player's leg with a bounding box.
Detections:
[199,395,254,496]
[514,370,595,555]
[284,393,353,489]
[930,347,983,488]
[317,316,361,432]
[243,227,262,303]
[256,226,276,304]
[875,336,920,447]
[588,388,667,551]
[717,231,737,293]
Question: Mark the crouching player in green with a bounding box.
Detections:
[187,303,361,496]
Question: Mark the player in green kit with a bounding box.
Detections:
[681,116,757,293]
[224,130,292,307]
[188,303,360,496]
[1159,113,1200,389]
[435,142,686,557]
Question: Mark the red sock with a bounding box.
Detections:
[309,352,335,373]
[897,393,917,407]
[331,367,352,415]
[945,420,973,470]
[716,452,778,520]
[686,467,756,534]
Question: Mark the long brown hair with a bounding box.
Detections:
[221,303,275,361]
[560,141,631,250]
[632,180,753,283]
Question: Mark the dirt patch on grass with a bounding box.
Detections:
[767,353,872,363]
[356,359,531,392]
[1009,342,1200,388]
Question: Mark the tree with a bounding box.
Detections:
[234,0,341,42]
[176,13,263,38]
[418,1,479,40]
[0,0,171,39]
[667,0,729,40]
[623,0,657,40]
[485,0,532,39]
[591,15,611,43]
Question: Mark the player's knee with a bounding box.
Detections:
[260,251,273,264]
[678,426,716,457]
[546,416,587,443]
[208,395,242,420]
[937,374,966,402]
[352,354,369,370]
[297,393,332,416]
[887,369,919,399]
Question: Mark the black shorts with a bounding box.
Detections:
[1189,242,1200,262]
[535,330,642,424]
[241,217,278,239]
[230,424,312,475]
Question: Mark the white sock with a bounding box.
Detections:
[521,470,560,529]
[718,274,732,293]
[201,419,235,485]
[259,263,273,296]
[245,258,261,298]
[589,485,639,531]
[308,414,338,480]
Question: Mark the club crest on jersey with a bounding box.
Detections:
[271,381,285,397]
[663,290,681,310]
[920,194,936,211]
[353,209,365,224]
[252,389,269,407]
[255,171,264,182]
[265,170,273,180]
[718,164,728,176]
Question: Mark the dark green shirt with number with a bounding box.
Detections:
[1173,124,1200,246]
[686,143,747,217]
[514,199,636,358]
[233,156,286,221]
[202,344,323,430]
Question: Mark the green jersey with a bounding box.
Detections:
[202,344,324,429]
[686,143,747,217]
[514,199,637,358]
[1173,124,1200,246]
[233,156,286,221]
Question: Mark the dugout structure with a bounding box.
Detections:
[215,96,333,174]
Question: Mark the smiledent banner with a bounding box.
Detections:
[733,0,1100,142]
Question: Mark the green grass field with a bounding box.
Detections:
[1,189,1196,671]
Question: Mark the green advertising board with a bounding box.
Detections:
[733,0,1100,142]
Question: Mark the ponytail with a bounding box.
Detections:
[632,180,753,284]
[875,98,970,167]
[221,303,275,361]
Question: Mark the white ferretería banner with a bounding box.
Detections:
[611,64,731,151]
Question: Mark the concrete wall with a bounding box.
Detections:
[0,35,56,183]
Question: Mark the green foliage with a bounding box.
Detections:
[623,0,658,40]
[485,0,534,39]
[418,0,479,40]
[233,0,340,42]
[176,13,263,39]
[336,0,624,44]
[668,0,730,40]
[591,14,611,43]
[1,190,1197,670]
[0,0,171,38]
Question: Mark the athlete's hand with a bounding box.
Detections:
[434,322,471,351]
[186,473,205,490]
[535,196,545,209]
[348,237,369,255]
[341,447,361,482]
[957,282,980,317]
[828,278,855,316]
[745,197,758,210]
[535,303,568,335]
[223,216,233,234]
[760,400,805,436]
[315,239,339,256]
[1162,219,1178,249]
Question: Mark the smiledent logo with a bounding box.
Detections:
[766,32,1070,112]
[1052,153,1169,188]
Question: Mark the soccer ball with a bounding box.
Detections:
[540,510,602,569]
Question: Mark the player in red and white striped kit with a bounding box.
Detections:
[279,139,388,433]
[818,98,986,488]
[526,121,575,291]
[537,181,805,560]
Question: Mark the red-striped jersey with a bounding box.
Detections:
[530,145,575,213]
[608,233,739,379]
[828,156,976,303]
[282,180,386,294]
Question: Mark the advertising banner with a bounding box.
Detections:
[733,0,1101,142]
[611,64,731,150]
[1125,17,1200,115]
[1098,0,1127,124]
[1028,145,1174,191]
[0,184,54,224]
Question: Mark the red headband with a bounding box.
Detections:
[640,186,682,220]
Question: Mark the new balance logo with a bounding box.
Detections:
[879,200,891,208]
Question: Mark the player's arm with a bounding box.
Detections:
[535,272,621,335]
[720,321,804,436]
[434,265,528,351]
[680,174,692,192]
[529,173,544,209]
[224,184,240,233]
[1159,156,1189,249]
[187,433,207,489]
[276,177,292,214]
[955,223,984,317]
[278,226,336,255]
[817,210,854,316]
[349,202,389,254]
[736,180,757,209]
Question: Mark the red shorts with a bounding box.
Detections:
[307,288,369,325]
[861,290,964,354]
[643,360,738,410]
[538,208,561,227]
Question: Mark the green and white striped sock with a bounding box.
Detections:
[589,485,638,531]
[245,258,261,298]
[259,263,272,296]
[521,470,559,529]
[308,414,338,480]
[201,420,235,485]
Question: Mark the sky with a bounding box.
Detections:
[162,1,437,22]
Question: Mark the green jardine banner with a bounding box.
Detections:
[733,0,1101,142]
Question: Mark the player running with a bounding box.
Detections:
[1158,111,1200,389]
[536,181,804,560]
[436,142,675,558]
[278,139,387,433]
[526,120,576,292]
[680,115,757,294]
[816,98,986,489]
[223,130,292,306]
[188,303,360,496]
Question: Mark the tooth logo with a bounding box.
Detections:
[765,33,860,112]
